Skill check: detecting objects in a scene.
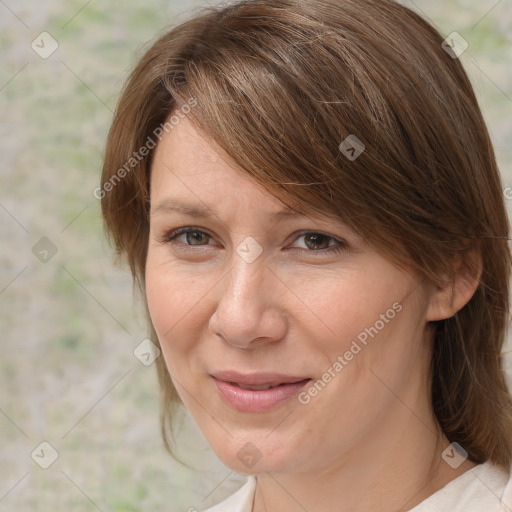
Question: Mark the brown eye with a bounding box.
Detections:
[303,233,331,250]
[289,231,347,255]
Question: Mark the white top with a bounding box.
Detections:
[202,462,512,512]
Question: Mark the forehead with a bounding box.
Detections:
[149,117,349,229]
[150,117,310,221]
[151,117,282,203]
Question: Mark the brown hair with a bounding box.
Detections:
[101,0,512,468]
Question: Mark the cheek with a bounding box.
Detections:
[145,249,214,334]
[145,268,211,403]
[302,270,426,401]
[145,271,174,342]
[300,268,408,350]
[145,257,210,369]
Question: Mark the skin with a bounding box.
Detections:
[146,117,478,512]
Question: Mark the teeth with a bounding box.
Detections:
[234,383,280,391]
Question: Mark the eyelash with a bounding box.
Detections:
[159,227,348,256]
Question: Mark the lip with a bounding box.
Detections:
[211,371,312,412]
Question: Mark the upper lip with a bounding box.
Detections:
[211,370,310,386]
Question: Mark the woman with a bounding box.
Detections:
[100,0,512,510]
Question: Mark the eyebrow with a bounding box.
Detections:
[150,198,308,221]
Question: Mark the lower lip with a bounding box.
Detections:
[212,378,311,412]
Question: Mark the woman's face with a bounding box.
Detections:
[146,117,440,475]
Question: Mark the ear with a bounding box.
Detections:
[426,248,482,322]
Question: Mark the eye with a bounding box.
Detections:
[289,231,347,255]
[160,227,347,255]
[161,227,213,247]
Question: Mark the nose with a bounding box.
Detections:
[208,256,288,349]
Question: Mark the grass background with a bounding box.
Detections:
[0,1,511,511]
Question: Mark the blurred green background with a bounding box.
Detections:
[0,1,511,511]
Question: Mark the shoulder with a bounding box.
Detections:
[198,464,512,512]
[201,477,256,512]
[410,461,512,512]
[500,463,512,511]
[467,461,512,512]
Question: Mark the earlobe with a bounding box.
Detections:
[426,249,482,322]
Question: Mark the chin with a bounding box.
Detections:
[207,430,302,475]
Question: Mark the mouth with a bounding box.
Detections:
[231,382,289,391]
[228,380,309,391]
[211,371,312,412]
